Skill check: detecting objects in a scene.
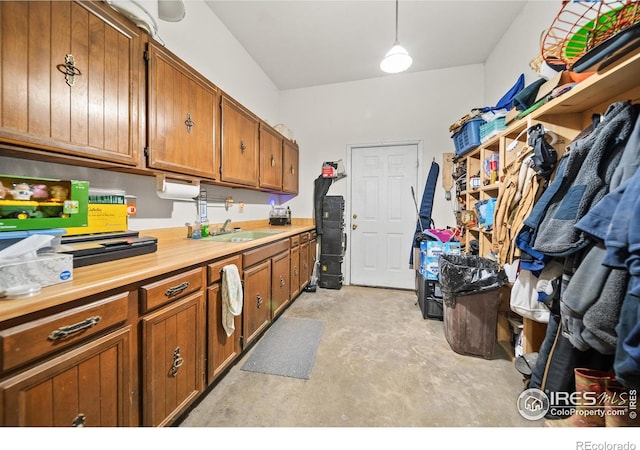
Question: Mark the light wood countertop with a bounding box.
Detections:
[0,219,315,324]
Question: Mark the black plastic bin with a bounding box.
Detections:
[438,254,506,359]
[417,275,443,320]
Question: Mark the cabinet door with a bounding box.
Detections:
[243,260,271,347]
[0,326,133,427]
[0,1,141,165]
[220,95,259,187]
[259,121,283,191]
[141,291,205,427]
[282,139,299,194]
[290,244,300,299]
[206,283,242,385]
[271,250,290,319]
[146,41,218,179]
[300,240,310,289]
[309,237,317,284]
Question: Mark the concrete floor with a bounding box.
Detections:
[179,285,543,427]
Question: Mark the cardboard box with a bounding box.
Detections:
[64,203,128,236]
[0,175,89,232]
[0,253,73,290]
[534,71,573,103]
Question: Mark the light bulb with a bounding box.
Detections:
[380,43,412,74]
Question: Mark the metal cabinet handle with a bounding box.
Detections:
[240,140,246,153]
[165,282,189,297]
[57,53,81,87]
[271,154,275,167]
[185,112,195,133]
[48,316,101,341]
[280,276,285,287]
[256,294,263,308]
[72,413,86,427]
[293,267,298,276]
[290,165,295,175]
[168,347,184,377]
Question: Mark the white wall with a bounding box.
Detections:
[483,1,560,104]
[278,65,485,229]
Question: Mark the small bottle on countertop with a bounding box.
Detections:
[192,220,202,239]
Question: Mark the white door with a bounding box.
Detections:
[349,143,419,289]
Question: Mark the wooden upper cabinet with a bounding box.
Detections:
[0,1,142,165]
[220,95,259,188]
[146,41,219,179]
[259,121,283,191]
[282,139,299,194]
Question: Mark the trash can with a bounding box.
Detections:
[438,254,506,359]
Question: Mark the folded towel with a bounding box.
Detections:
[222,264,243,337]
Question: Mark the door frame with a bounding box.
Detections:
[345,139,423,287]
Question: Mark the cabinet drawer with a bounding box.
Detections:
[290,235,300,247]
[243,239,290,268]
[207,254,242,285]
[140,267,203,313]
[300,232,310,243]
[0,292,129,373]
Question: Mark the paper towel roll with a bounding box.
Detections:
[156,180,199,201]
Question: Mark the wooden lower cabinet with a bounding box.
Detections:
[243,260,271,347]
[0,326,133,427]
[271,250,291,319]
[290,239,300,299]
[300,238,310,289]
[309,236,317,284]
[141,291,205,427]
[207,283,242,384]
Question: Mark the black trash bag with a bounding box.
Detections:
[438,254,507,307]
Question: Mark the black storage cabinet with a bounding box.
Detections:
[318,196,345,290]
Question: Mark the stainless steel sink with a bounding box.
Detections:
[202,230,282,242]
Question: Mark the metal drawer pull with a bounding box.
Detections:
[72,413,86,427]
[185,112,195,133]
[57,53,81,87]
[169,347,184,377]
[165,281,190,297]
[240,140,246,153]
[48,316,101,341]
[280,276,285,287]
[256,294,263,308]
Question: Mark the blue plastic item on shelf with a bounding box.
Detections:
[452,117,485,156]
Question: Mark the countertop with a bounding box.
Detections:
[0,219,315,324]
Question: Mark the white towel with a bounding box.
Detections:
[222,264,243,337]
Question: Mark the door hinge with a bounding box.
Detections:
[239,335,244,349]
[143,50,149,62]
[144,146,149,157]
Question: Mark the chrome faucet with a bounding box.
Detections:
[220,219,232,233]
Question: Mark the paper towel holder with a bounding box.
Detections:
[155,174,200,201]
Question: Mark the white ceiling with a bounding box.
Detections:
[204,1,528,90]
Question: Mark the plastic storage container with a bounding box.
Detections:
[417,275,443,320]
[479,117,506,143]
[452,117,484,156]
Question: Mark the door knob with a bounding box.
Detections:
[352,224,357,230]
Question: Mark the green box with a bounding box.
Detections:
[0,175,89,232]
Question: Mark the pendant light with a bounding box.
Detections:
[380,0,412,74]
